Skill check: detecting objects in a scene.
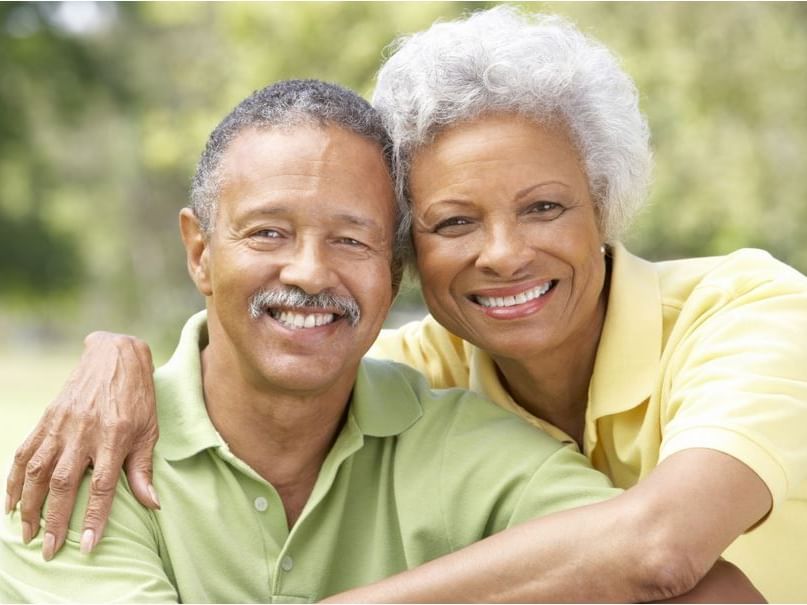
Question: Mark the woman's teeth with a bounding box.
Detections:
[270,310,336,329]
[474,281,554,308]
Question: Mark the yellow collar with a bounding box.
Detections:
[584,243,661,452]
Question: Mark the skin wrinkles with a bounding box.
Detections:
[196,125,395,401]
[410,113,606,440]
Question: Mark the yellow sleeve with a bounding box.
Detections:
[660,251,807,507]
[368,315,472,390]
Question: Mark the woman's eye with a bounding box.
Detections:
[433,216,474,234]
[526,202,565,220]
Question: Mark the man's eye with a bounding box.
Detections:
[253,229,282,239]
[526,202,565,220]
[433,216,473,234]
[336,237,367,248]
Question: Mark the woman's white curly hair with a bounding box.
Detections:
[373,6,652,246]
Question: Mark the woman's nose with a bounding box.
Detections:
[474,225,534,278]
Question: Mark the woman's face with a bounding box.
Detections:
[409,113,607,362]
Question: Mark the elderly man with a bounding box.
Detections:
[0,79,621,602]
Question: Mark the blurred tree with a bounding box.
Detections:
[1,2,805,352]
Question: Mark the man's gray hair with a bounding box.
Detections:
[190,79,404,288]
[373,6,652,243]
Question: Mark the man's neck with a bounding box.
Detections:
[199,344,354,527]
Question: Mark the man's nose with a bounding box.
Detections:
[278,239,339,294]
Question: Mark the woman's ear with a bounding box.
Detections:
[179,208,212,296]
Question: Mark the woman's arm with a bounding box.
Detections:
[4,331,159,560]
[660,560,764,604]
[323,448,770,603]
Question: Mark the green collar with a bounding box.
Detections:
[155,311,422,462]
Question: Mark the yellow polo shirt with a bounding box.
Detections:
[370,244,807,602]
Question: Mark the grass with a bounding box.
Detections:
[0,347,80,469]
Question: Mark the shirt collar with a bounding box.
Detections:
[155,311,422,462]
[348,358,423,437]
[586,243,662,424]
[155,311,222,461]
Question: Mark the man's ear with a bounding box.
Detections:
[179,208,212,296]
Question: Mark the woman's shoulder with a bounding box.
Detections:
[367,314,471,389]
[651,248,807,306]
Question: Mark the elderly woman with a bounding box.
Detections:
[7,7,807,603]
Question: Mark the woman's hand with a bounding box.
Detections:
[5,331,160,560]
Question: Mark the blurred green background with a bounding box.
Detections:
[2,2,807,463]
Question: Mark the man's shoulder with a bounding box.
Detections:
[358,357,564,453]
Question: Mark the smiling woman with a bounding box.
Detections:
[410,116,607,429]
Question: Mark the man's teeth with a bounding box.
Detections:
[271,310,336,329]
[475,282,554,308]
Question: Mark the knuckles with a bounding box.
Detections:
[13,443,34,469]
[101,418,134,442]
[25,456,52,484]
[49,468,78,495]
[89,470,117,496]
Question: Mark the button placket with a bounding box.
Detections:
[254,496,269,512]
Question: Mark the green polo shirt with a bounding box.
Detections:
[1,311,619,603]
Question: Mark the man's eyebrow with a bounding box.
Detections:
[333,213,382,231]
[236,206,382,231]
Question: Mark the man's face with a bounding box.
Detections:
[188,124,396,397]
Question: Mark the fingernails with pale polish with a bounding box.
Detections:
[80,529,95,554]
[148,484,161,509]
[42,532,56,561]
[21,521,32,544]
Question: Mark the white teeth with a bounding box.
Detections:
[272,310,336,329]
[475,282,553,308]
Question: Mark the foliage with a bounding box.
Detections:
[1,2,806,350]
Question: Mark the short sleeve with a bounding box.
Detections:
[660,252,807,506]
[0,470,177,603]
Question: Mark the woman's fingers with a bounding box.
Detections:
[77,439,129,556]
[125,430,161,510]
[6,421,48,514]
[41,447,93,560]
[18,438,62,544]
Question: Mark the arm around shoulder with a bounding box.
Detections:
[1,468,176,603]
[4,330,160,561]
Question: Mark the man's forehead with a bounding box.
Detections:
[216,123,396,229]
[224,122,384,163]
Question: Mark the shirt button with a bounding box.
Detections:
[281,555,294,572]
[254,496,268,512]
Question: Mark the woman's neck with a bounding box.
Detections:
[492,288,608,449]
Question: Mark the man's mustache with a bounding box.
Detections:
[248,287,361,327]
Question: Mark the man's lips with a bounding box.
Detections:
[469,280,557,309]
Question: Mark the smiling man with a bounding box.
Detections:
[0,79,623,603]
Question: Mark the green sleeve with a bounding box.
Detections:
[0,472,177,603]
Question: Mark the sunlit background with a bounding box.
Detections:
[2,2,807,462]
